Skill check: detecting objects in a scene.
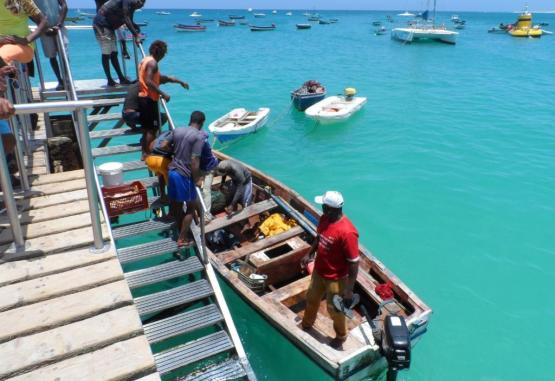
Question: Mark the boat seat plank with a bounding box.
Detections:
[0,259,123,313]
[5,336,155,381]
[0,306,143,379]
[262,274,312,301]
[218,226,304,265]
[0,280,133,343]
[0,246,114,287]
[205,199,277,234]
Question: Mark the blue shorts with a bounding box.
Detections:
[168,169,197,202]
[0,120,11,135]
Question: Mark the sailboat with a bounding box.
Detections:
[392,1,458,44]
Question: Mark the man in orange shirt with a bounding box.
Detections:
[137,40,188,158]
[301,191,360,350]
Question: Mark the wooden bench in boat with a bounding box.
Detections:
[206,199,277,234]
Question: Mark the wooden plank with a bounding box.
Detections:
[0,246,115,287]
[206,199,277,234]
[0,259,123,313]
[0,225,110,255]
[21,178,86,199]
[0,212,105,244]
[0,280,132,343]
[0,306,144,379]
[6,336,155,381]
[263,275,312,302]
[0,199,91,226]
[219,226,303,265]
[15,189,89,211]
[29,169,85,186]
[135,374,162,381]
[27,166,47,176]
[258,246,311,286]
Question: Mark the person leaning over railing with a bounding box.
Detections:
[0,0,47,67]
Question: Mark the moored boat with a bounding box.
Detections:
[156,11,171,15]
[330,18,339,23]
[190,11,202,17]
[254,13,266,18]
[286,12,293,16]
[509,6,543,37]
[291,80,326,111]
[208,108,271,142]
[219,20,236,27]
[375,26,388,35]
[198,19,215,23]
[372,21,382,26]
[205,150,432,380]
[174,24,206,32]
[229,15,245,19]
[305,88,367,122]
[250,24,276,32]
[296,23,312,30]
[308,16,320,22]
[488,27,507,34]
[319,19,331,25]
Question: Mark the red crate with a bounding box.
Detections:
[102,181,148,218]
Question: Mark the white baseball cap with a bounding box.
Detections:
[314,191,344,208]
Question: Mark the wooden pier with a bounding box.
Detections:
[0,121,159,381]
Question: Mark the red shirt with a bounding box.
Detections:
[314,215,360,280]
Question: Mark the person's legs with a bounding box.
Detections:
[95,26,117,86]
[109,51,131,84]
[49,58,63,88]
[101,54,116,86]
[326,277,348,344]
[41,35,64,89]
[301,272,327,329]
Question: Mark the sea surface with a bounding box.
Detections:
[51,9,555,381]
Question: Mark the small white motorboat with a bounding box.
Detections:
[190,11,202,17]
[305,88,366,122]
[209,108,271,142]
[286,12,293,16]
[156,11,171,15]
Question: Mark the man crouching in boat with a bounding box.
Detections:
[301,191,360,350]
[214,160,252,217]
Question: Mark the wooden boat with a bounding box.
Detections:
[229,15,246,19]
[208,107,270,142]
[198,19,215,23]
[250,24,276,32]
[330,18,339,23]
[219,20,236,27]
[203,151,432,380]
[253,13,266,18]
[291,80,326,111]
[174,24,206,32]
[308,16,320,22]
[296,23,312,30]
[305,90,367,123]
[319,19,331,25]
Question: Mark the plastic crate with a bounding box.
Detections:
[102,181,148,218]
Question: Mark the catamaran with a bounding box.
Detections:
[392,1,458,44]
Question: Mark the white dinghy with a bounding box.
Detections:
[209,108,271,142]
[305,88,366,122]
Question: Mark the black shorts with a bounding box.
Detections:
[138,96,160,131]
[122,111,141,128]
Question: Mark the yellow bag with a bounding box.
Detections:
[259,213,297,237]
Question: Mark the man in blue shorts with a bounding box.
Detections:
[167,111,205,247]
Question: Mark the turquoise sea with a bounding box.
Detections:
[53,9,555,381]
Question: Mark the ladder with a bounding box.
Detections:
[42,32,256,380]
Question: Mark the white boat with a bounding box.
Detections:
[286,11,293,16]
[305,93,367,122]
[398,11,416,16]
[190,11,202,17]
[392,1,458,44]
[156,11,171,15]
[208,108,271,142]
[272,10,277,14]
[451,15,460,22]
[248,7,253,12]
[254,13,266,18]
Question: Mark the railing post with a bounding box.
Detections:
[5,79,30,191]
[0,135,24,249]
[195,187,208,264]
[56,30,107,252]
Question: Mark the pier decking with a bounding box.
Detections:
[0,130,159,380]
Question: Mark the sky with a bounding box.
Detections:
[67,1,555,13]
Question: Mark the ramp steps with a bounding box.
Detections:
[92,143,141,157]
[113,219,174,240]
[153,331,234,375]
[183,358,247,381]
[89,127,140,139]
[125,256,203,289]
[87,112,122,123]
[134,279,213,317]
[144,304,223,345]
[117,238,178,264]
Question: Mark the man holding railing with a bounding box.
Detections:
[34,0,68,91]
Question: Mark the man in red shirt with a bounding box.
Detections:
[301,191,360,350]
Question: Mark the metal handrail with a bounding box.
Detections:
[194,187,256,381]
[0,134,24,249]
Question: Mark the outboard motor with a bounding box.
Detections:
[344,87,357,101]
[382,315,411,381]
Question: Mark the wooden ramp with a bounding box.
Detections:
[0,157,159,380]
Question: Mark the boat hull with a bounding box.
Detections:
[305,96,367,122]
[291,91,326,111]
[205,151,432,380]
[208,108,270,142]
[391,27,458,44]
